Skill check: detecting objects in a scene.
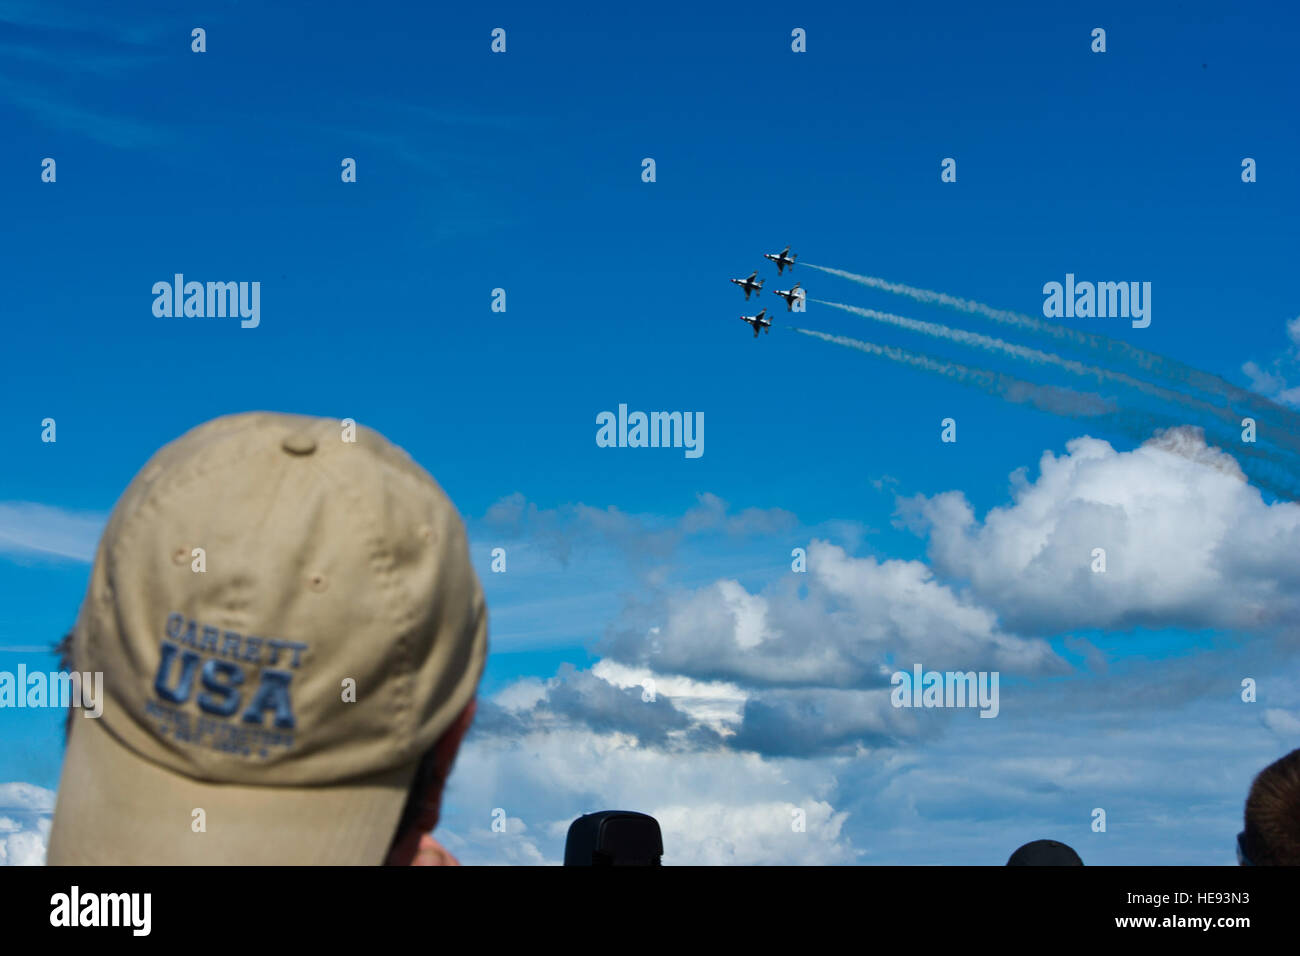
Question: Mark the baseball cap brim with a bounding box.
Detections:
[46,713,416,866]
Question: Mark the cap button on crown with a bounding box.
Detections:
[281,433,318,456]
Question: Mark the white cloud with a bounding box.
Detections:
[591,659,746,736]
[446,428,1300,863]
[602,540,1063,694]
[1261,708,1300,736]
[441,661,1300,864]
[1241,315,1300,407]
[442,727,858,864]
[491,677,549,712]
[651,801,856,865]
[437,816,554,866]
[0,782,56,811]
[0,502,104,562]
[902,432,1300,634]
[0,783,54,866]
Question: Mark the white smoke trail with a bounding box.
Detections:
[790,325,1300,500]
[789,327,1117,419]
[802,261,1300,432]
[812,298,1250,436]
[805,265,1031,329]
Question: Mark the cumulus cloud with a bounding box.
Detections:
[477,537,1062,756]
[404,432,1300,860]
[441,727,860,864]
[0,783,54,866]
[473,429,1300,769]
[1242,315,1300,408]
[900,432,1300,635]
[444,666,1296,864]
[473,664,722,750]
[651,800,857,865]
[437,815,554,866]
[728,687,928,757]
[591,659,746,736]
[602,540,1063,690]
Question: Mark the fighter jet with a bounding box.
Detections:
[739,308,772,338]
[730,270,764,300]
[764,245,797,274]
[773,282,804,311]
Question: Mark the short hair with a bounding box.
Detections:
[1243,749,1300,865]
[56,630,76,739]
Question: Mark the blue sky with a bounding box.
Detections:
[3,0,1300,864]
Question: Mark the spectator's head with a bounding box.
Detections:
[1240,748,1300,865]
[46,412,488,865]
[1006,839,1084,866]
[564,811,664,866]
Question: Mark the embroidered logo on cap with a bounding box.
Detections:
[145,612,307,759]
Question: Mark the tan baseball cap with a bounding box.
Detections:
[46,411,488,865]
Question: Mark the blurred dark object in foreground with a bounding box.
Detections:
[564,811,663,866]
[1006,839,1084,866]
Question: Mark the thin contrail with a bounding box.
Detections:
[802,261,1300,432]
[812,298,1285,444]
[790,325,1300,499]
[789,326,1118,419]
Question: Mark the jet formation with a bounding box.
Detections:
[731,246,802,338]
